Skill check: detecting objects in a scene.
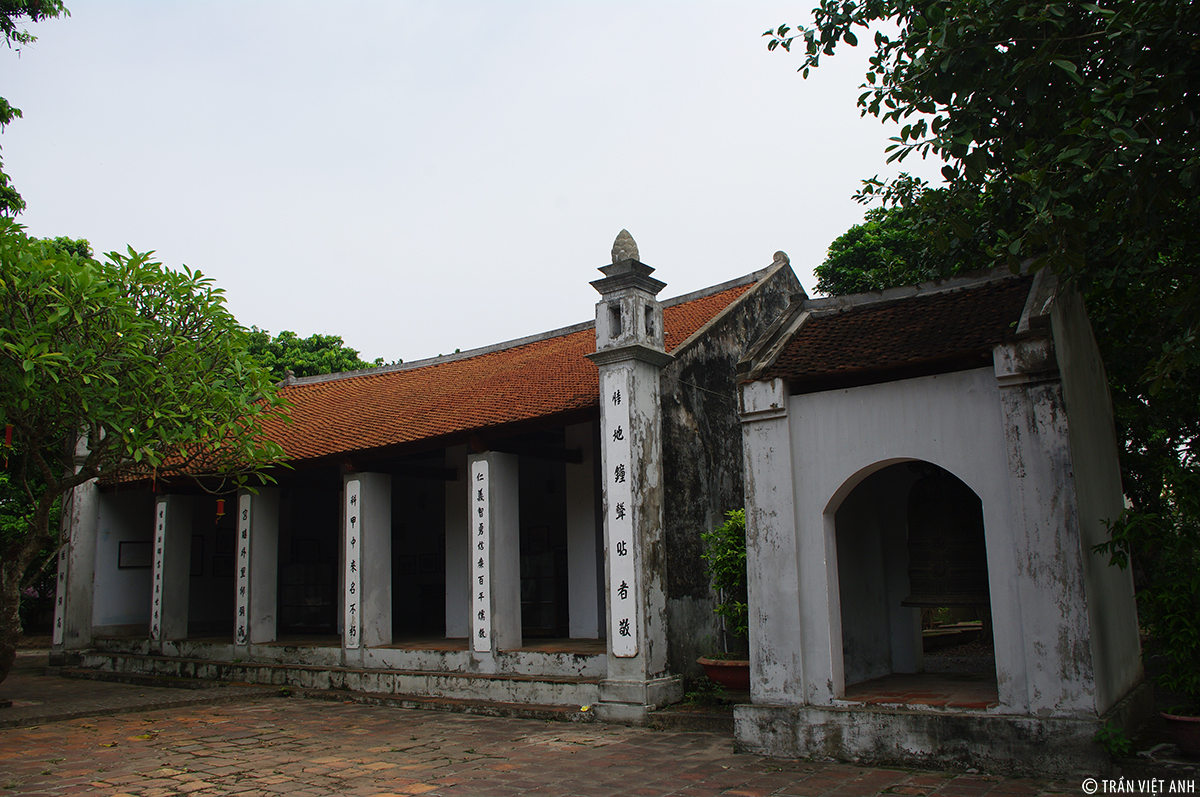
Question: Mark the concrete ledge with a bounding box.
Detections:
[80,650,602,707]
[734,702,1122,779]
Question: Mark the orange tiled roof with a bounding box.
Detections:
[266,282,753,463]
[761,276,1033,391]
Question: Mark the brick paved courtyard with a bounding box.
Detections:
[0,696,1074,797]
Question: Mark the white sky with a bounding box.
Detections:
[5,1,944,364]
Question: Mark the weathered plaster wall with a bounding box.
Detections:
[661,263,799,677]
[783,368,1021,708]
[1050,290,1142,714]
[93,490,155,632]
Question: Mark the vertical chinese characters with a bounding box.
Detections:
[472,461,491,652]
[344,482,362,649]
[234,495,252,645]
[605,373,638,656]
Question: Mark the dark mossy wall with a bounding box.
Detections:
[660,263,800,677]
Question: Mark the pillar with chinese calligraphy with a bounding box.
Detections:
[587,230,683,723]
[151,494,193,644]
[51,435,97,661]
[234,488,279,648]
[342,472,392,657]
[466,451,521,671]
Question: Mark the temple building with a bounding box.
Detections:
[52,233,1146,772]
[52,232,799,724]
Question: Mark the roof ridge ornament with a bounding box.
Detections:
[773,251,789,267]
[612,229,639,264]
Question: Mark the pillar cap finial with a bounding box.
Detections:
[612,229,639,264]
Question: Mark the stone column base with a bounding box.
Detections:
[734,681,1154,779]
[594,675,683,725]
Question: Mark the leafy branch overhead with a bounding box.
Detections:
[0,219,289,681]
[767,0,1200,390]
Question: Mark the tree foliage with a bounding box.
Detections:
[768,0,1200,390]
[815,185,992,294]
[701,509,749,654]
[246,328,386,383]
[0,219,287,682]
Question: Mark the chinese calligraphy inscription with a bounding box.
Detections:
[471,460,491,652]
[234,495,251,645]
[344,480,362,650]
[150,501,166,640]
[604,369,637,657]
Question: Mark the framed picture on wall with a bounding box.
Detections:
[118,541,152,569]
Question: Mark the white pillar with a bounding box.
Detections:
[445,445,469,638]
[588,237,682,722]
[739,378,807,705]
[234,488,279,647]
[343,472,391,651]
[151,495,193,643]
[468,450,521,667]
[994,339,1097,716]
[52,479,99,655]
[566,421,601,638]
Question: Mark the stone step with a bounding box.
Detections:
[58,663,597,724]
[78,650,602,708]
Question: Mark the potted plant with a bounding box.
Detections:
[697,509,750,692]
[1096,472,1200,758]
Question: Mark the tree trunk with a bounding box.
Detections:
[0,491,56,686]
[0,557,23,685]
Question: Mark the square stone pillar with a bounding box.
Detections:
[738,378,807,705]
[468,450,521,669]
[151,494,193,644]
[343,472,391,654]
[234,488,279,647]
[587,235,683,723]
[51,478,99,658]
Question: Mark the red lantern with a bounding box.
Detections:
[216,499,226,524]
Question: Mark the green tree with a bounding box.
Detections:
[815,185,995,295]
[246,328,387,383]
[0,219,287,684]
[1,1,69,216]
[767,0,1200,390]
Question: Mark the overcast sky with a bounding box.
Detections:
[5,2,943,364]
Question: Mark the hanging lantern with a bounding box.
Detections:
[215,499,226,524]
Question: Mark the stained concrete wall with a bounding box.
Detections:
[93,491,155,632]
[661,261,799,677]
[779,368,1019,708]
[1050,290,1142,715]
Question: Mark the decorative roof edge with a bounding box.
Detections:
[283,267,774,388]
[737,265,1035,384]
[669,258,795,359]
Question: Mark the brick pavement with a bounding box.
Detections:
[0,693,1077,797]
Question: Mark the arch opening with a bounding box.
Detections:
[833,461,997,708]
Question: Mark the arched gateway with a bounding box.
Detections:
[736,269,1147,776]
